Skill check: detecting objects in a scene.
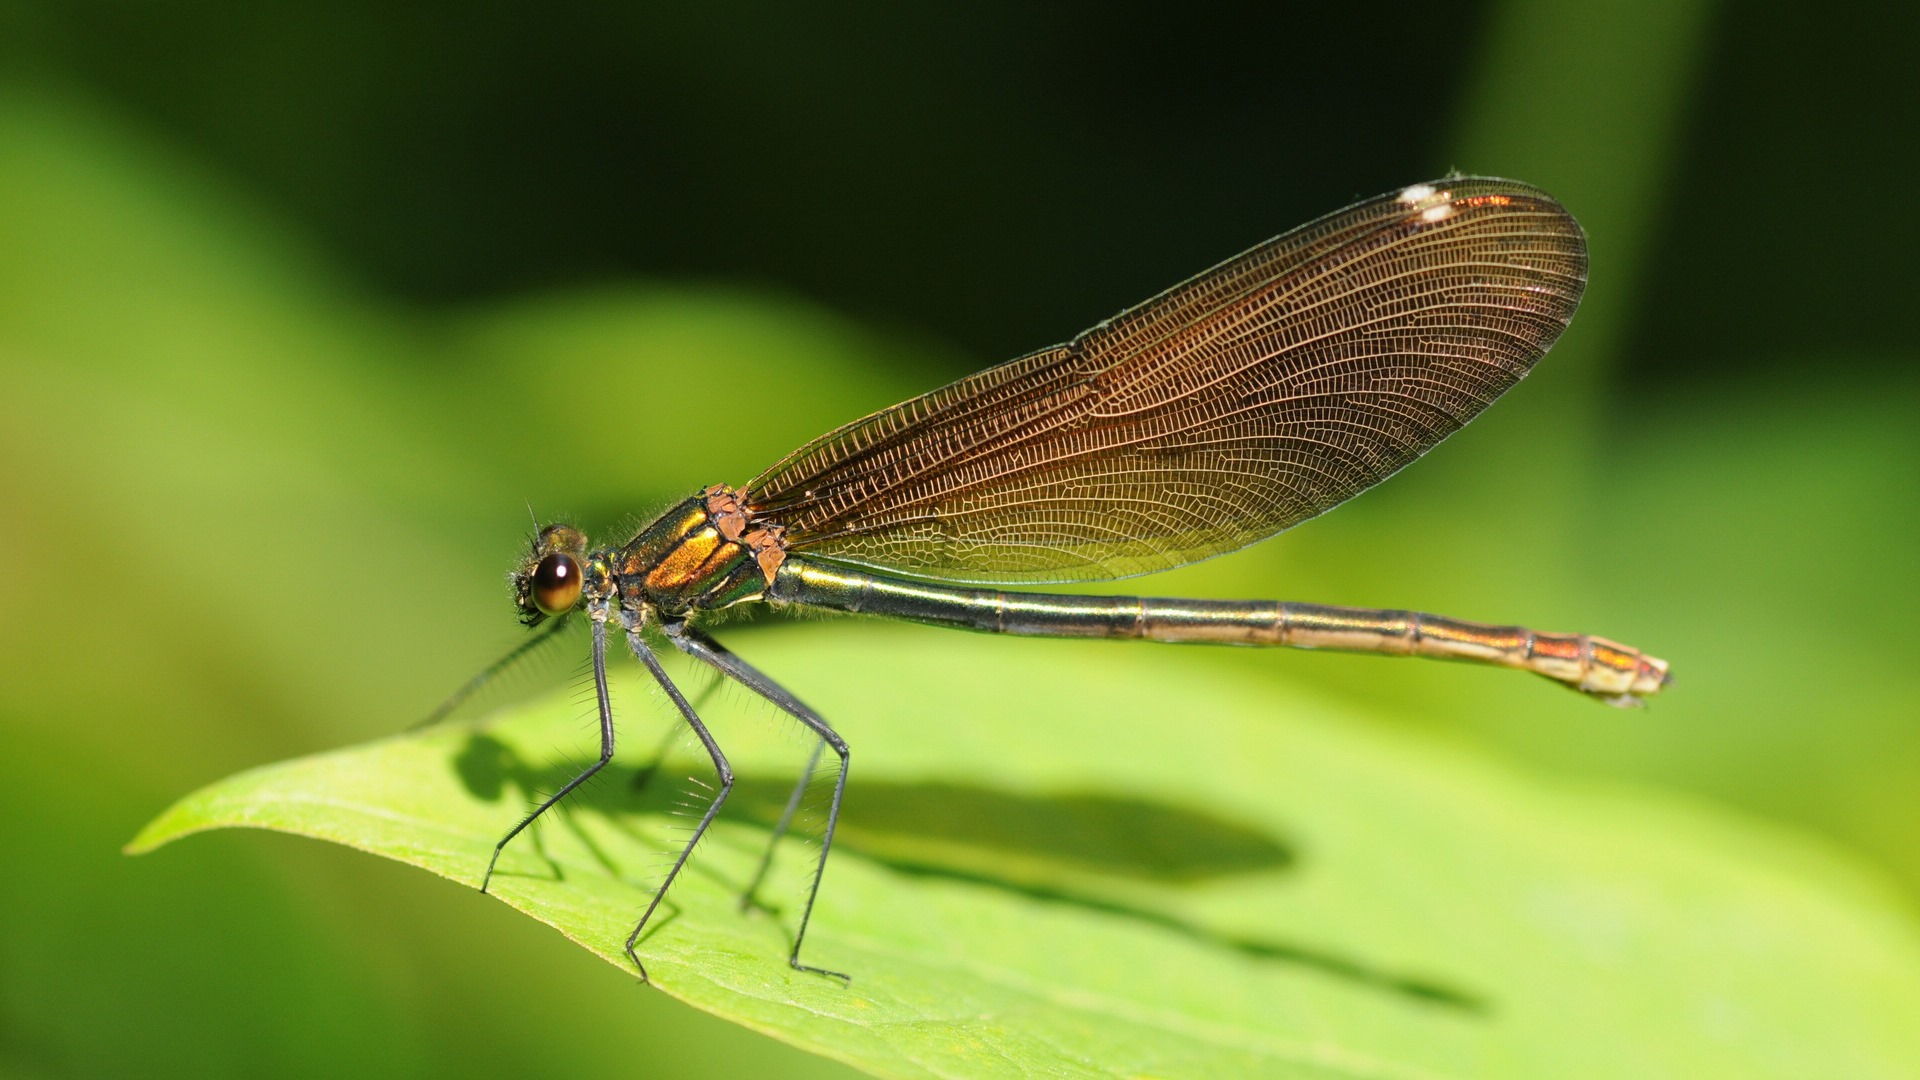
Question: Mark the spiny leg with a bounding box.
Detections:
[631,667,726,795]
[621,637,816,912]
[665,621,850,983]
[623,629,734,982]
[481,616,612,893]
[413,614,570,732]
[739,739,826,913]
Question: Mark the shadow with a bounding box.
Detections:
[455,732,626,880]
[453,731,1487,1014]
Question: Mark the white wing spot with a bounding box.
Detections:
[1398,183,1437,204]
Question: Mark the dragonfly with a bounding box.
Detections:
[457,177,1670,983]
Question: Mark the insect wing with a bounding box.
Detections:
[748,179,1586,584]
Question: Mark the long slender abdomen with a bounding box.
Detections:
[771,558,1670,706]
[1124,598,1667,706]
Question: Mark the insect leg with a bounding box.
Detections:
[665,622,850,982]
[738,739,826,913]
[411,614,570,731]
[481,615,613,893]
[631,667,726,795]
[622,629,734,982]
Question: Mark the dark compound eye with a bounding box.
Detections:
[531,552,582,615]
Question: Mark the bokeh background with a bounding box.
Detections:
[2,1,1916,1077]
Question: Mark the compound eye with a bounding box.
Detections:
[531,552,583,615]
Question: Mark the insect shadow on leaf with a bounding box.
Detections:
[454,730,1488,1014]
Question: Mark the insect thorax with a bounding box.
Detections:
[614,485,787,616]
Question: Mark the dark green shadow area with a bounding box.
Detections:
[453,732,1487,1014]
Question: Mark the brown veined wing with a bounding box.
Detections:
[746,178,1587,584]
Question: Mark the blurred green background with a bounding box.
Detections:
[1,1,1916,1077]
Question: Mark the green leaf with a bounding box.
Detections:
[131,620,1920,1079]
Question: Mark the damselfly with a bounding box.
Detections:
[450,178,1669,982]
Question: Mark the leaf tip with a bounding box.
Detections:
[123,802,205,856]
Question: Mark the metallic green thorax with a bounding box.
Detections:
[612,490,781,617]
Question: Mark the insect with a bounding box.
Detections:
[457,178,1669,982]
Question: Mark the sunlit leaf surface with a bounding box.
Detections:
[133,622,1920,1079]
